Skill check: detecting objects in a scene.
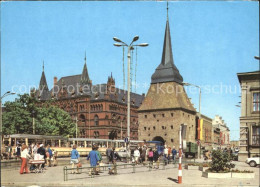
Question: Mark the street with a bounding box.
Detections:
[1,159,259,187]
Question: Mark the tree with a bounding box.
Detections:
[2,93,75,137]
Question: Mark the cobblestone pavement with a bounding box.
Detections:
[1,159,259,187]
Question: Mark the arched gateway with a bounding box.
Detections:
[152,136,165,145]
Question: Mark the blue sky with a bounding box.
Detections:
[1,1,259,141]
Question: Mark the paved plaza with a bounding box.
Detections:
[1,159,259,187]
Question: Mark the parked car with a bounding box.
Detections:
[246,156,260,167]
[117,148,130,158]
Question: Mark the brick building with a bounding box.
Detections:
[138,11,197,148]
[197,114,213,149]
[33,56,144,140]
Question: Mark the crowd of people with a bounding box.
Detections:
[131,145,178,168]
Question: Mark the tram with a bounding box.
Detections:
[2,134,146,158]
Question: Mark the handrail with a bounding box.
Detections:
[63,159,190,181]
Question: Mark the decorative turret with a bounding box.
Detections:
[151,8,183,84]
[107,72,115,93]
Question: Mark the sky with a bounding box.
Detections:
[1,1,259,141]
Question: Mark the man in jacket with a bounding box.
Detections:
[87,146,99,175]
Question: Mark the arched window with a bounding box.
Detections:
[79,114,86,122]
[94,115,99,126]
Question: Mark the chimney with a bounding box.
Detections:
[54,76,57,86]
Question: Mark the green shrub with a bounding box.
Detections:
[208,150,235,173]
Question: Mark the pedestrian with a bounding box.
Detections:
[95,146,102,173]
[87,146,99,175]
[133,147,140,165]
[171,146,177,163]
[20,144,31,174]
[70,145,80,174]
[108,147,117,175]
[141,146,147,164]
[153,148,159,169]
[163,146,168,165]
[6,144,12,160]
[33,143,38,156]
[168,147,171,164]
[138,146,143,163]
[148,148,154,165]
[37,144,46,169]
[46,145,53,167]
[106,146,112,164]
[15,144,21,160]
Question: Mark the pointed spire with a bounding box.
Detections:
[167,0,169,21]
[111,72,113,78]
[39,61,49,91]
[81,53,91,85]
[151,3,183,84]
[84,51,87,64]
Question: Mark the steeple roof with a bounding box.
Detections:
[39,61,49,91]
[81,53,91,84]
[151,18,183,84]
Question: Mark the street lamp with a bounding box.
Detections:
[0,91,15,152]
[183,82,201,159]
[113,36,148,142]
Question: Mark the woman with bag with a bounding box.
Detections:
[70,145,80,174]
[20,144,31,174]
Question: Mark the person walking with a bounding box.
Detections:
[6,144,12,160]
[37,144,46,169]
[46,145,53,167]
[171,146,177,164]
[153,148,160,169]
[141,146,147,164]
[133,147,140,165]
[108,147,118,175]
[106,146,112,164]
[15,144,21,160]
[70,145,80,174]
[168,147,171,164]
[95,146,102,173]
[87,146,99,175]
[148,148,154,168]
[20,144,31,174]
[163,146,168,165]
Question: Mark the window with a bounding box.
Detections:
[145,115,147,118]
[252,126,260,146]
[94,115,99,126]
[162,114,165,117]
[153,126,156,130]
[171,113,174,117]
[153,114,156,118]
[162,126,164,130]
[144,127,146,130]
[171,125,173,129]
[171,139,174,143]
[253,93,260,112]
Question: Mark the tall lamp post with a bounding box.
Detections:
[113,36,148,141]
[183,82,201,159]
[0,91,15,151]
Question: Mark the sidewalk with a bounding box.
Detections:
[1,161,259,187]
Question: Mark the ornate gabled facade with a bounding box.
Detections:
[34,57,144,140]
[237,71,260,161]
[138,7,197,148]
